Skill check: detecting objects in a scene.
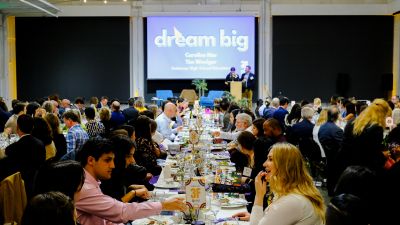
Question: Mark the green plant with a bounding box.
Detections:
[223,91,235,102]
[191,79,208,97]
[237,98,249,109]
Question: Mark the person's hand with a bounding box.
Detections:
[3,127,11,135]
[129,184,146,190]
[212,131,221,137]
[135,188,150,199]
[176,126,183,132]
[161,197,187,211]
[255,171,268,197]
[232,211,250,221]
[145,173,153,181]
[254,171,268,206]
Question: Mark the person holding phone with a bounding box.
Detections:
[233,143,325,224]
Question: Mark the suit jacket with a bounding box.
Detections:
[287,119,314,146]
[5,134,46,198]
[318,122,343,160]
[0,172,27,225]
[272,107,289,131]
[240,72,256,90]
[318,121,343,195]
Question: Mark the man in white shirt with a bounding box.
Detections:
[155,102,183,141]
[212,113,253,141]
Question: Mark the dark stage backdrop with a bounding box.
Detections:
[15,17,130,102]
[272,16,393,102]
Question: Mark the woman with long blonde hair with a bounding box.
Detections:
[249,143,325,225]
[336,98,392,190]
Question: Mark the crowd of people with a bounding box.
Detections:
[0,93,399,225]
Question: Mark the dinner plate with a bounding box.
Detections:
[216,221,247,225]
[154,181,180,189]
[131,216,174,225]
[213,154,230,160]
[220,198,248,208]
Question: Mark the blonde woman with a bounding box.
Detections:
[336,98,392,187]
[249,143,325,225]
[234,143,325,224]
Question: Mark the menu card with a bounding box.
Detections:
[185,177,206,209]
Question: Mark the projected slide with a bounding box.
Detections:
[146,16,255,80]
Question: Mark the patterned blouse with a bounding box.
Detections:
[134,137,162,175]
[85,120,105,138]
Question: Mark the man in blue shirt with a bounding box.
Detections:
[155,102,182,141]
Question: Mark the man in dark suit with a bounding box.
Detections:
[123,98,139,125]
[272,96,289,132]
[240,65,256,108]
[4,114,46,198]
[318,105,344,196]
[287,106,315,146]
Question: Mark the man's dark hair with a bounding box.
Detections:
[62,110,79,122]
[17,114,34,134]
[237,131,256,150]
[119,125,135,138]
[265,118,282,132]
[128,98,135,106]
[279,96,289,106]
[327,106,340,122]
[11,99,20,109]
[26,102,40,117]
[220,99,230,111]
[140,110,155,120]
[85,107,96,120]
[77,138,114,167]
[74,97,84,105]
[177,98,185,104]
[13,102,26,115]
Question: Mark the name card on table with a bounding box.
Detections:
[185,177,206,209]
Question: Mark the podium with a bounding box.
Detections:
[230,81,242,100]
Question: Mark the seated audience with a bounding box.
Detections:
[212,113,252,142]
[101,135,152,202]
[134,97,147,112]
[85,107,105,138]
[4,102,26,134]
[155,102,182,141]
[134,116,163,175]
[252,118,266,139]
[123,97,139,124]
[32,117,56,161]
[61,110,89,160]
[44,113,67,161]
[75,137,186,225]
[4,115,46,198]
[110,100,126,130]
[99,107,111,137]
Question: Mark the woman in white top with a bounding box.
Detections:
[250,143,325,225]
